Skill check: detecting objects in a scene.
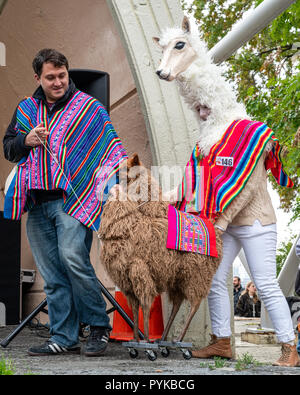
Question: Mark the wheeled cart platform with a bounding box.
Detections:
[122,339,193,361]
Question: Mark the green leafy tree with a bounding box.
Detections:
[182,0,300,221]
[276,235,297,276]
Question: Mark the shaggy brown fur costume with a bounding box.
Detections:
[99,154,223,342]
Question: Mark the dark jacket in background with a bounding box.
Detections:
[235,293,261,318]
[234,285,244,312]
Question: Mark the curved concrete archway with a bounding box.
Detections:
[106,0,297,347]
[106,0,214,348]
[106,0,199,169]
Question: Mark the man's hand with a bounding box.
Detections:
[25,122,49,147]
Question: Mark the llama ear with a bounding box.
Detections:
[182,16,191,34]
[152,36,161,47]
[128,153,141,168]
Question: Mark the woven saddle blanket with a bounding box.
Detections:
[166,205,218,257]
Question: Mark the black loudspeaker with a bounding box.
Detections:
[0,212,21,324]
[69,69,110,113]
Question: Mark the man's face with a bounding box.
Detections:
[233,277,240,287]
[35,62,69,103]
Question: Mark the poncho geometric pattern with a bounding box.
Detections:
[4,91,128,230]
[175,119,294,222]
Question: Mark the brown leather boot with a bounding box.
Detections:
[192,334,233,359]
[272,343,300,367]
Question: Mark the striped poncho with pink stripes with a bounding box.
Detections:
[175,119,294,222]
[4,90,128,230]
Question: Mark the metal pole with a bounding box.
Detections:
[209,0,296,63]
[97,279,145,340]
[0,299,48,348]
[260,235,300,330]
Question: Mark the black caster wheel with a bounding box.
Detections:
[146,350,157,361]
[182,349,192,360]
[129,349,138,359]
[161,348,170,358]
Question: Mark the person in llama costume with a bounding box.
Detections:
[153,17,299,367]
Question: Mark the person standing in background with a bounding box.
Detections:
[235,281,261,318]
[233,276,244,314]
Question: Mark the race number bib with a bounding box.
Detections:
[216,156,234,167]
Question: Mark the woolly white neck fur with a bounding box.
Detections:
[154,17,250,156]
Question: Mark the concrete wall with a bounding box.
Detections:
[0,0,151,322]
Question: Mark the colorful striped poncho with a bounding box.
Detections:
[4,90,128,230]
[175,119,294,222]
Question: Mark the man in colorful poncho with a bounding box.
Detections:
[3,49,127,357]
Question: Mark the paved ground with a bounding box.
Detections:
[0,318,299,376]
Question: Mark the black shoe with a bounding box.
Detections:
[84,326,110,357]
[28,340,81,356]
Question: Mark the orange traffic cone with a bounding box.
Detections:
[110,287,164,341]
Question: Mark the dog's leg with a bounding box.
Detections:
[160,295,183,341]
[176,299,201,342]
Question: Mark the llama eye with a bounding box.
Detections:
[174,41,185,50]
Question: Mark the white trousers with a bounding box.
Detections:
[208,220,295,343]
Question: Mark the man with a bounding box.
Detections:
[3,49,127,356]
[233,276,244,313]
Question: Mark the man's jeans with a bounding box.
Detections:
[26,199,111,347]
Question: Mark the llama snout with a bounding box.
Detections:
[156,69,171,81]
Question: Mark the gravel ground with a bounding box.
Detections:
[1,320,300,377]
